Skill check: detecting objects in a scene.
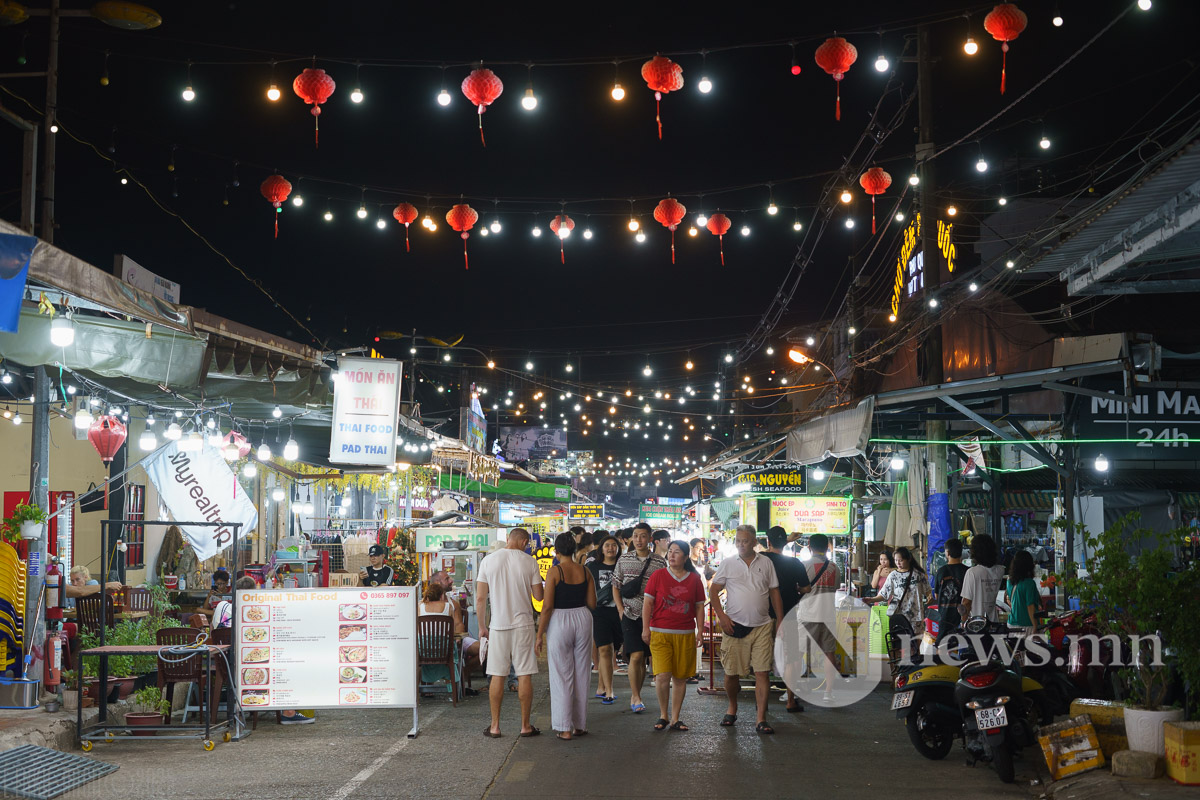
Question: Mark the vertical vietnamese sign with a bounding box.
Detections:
[330,357,402,466]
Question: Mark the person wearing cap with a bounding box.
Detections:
[360,544,394,587]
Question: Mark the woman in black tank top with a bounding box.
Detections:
[537,533,597,739]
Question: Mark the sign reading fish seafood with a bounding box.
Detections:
[330,357,403,466]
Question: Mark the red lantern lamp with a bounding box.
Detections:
[549,214,575,263]
[393,203,419,252]
[260,175,292,238]
[814,37,858,121]
[858,167,892,234]
[445,204,479,270]
[292,68,336,147]
[641,56,684,140]
[984,3,1028,94]
[88,415,127,463]
[461,68,504,147]
[653,198,688,263]
[705,213,732,266]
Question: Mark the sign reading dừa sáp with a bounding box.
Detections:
[330,357,403,466]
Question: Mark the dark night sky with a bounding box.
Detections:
[1,0,1197,464]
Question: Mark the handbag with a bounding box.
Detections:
[79,482,106,513]
[886,574,918,636]
[618,556,654,599]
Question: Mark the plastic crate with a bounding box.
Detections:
[1038,715,1106,781]
[1165,720,1200,785]
[1069,699,1127,758]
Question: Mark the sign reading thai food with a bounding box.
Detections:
[330,357,403,466]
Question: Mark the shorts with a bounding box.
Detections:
[720,621,774,676]
[592,606,623,649]
[486,625,537,677]
[620,614,650,657]
[803,621,837,655]
[649,631,696,680]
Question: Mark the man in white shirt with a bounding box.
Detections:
[709,525,783,734]
[477,528,544,737]
[959,533,1006,623]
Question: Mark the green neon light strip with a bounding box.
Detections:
[871,437,1196,446]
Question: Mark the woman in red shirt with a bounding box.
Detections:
[642,541,706,731]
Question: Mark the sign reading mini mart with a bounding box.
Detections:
[732,468,808,495]
[569,503,604,520]
[1078,380,1200,461]
[330,357,402,467]
[639,503,683,527]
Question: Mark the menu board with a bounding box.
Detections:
[742,495,852,535]
[234,586,417,710]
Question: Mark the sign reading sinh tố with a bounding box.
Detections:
[639,503,683,527]
[330,357,402,467]
[732,468,808,494]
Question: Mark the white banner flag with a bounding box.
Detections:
[143,441,258,561]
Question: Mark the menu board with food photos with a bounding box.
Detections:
[235,586,418,712]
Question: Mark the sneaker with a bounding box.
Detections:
[280,715,315,725]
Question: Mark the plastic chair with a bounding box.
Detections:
[75,593,117,637]
[416,615,459,707]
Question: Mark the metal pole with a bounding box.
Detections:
[39,0,59,243]
[21,123,37,233]
[24,366,51,681]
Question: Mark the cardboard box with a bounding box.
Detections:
[1069,699,1128,758]
[328,572,360,588]
[1165,721,1200,786]
[1038,715,1106,781]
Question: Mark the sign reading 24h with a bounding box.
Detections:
[1080,382,1200,461]
[330,357,402,467]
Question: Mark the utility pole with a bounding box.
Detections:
[848,259,866,586]
[917,24,947,562]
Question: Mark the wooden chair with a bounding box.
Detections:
[155,627,208,722]
[123,587,153,614]
[75,593,117,637]
[416,615,459,707]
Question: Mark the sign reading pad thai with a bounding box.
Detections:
[234,586,417,710]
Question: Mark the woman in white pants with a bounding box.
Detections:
[537,532,597,740]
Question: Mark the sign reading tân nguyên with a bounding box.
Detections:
[330,357,402,466]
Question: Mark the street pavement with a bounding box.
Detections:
[53,667,1042,800]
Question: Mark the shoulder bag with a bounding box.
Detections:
[619,556,654,599]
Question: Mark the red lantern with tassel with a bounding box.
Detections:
[260,175,292,238]
[858,167,892,234]
[549,214,575,263]
[88,415,126,511]
[641,56,684,140]
[814,37,858,121]
[292,68,336,147]
[445,204,479,270]
[653,198,687,263]
[393,203,419,252]
[705,213,732,265]
[461,68,504,147]
[984,3,1027,95]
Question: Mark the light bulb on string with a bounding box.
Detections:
[611,82,625,101]
[697,76,712,93]
[635,231,646,243]
[437,88,451,106]
[628,218,639,232]
[1039,135,1051,150]
[895,212,905,222]
[1052,11,1064,26]
[357,205,367,219]
[789,42,801,75]
[272,405,282,418]
[875,54,889,72]
[976,156,988,173]
[844,218,855,229]
[521,65,537,110]
[292,194,303,207]
[840,190,852,204]
[696,213,707,227]
[583,228,593,240]
[740,225,750,236]
[267,83,280,102]
[947,205,958,216]
[688,226,698,236]
[964,38,978,55]
[350,63,364,104]
[998,197,1007,206]
[531,225,542,237]
[908,174,919,186]
[490,219,501,233]
[793,219,802,231]
[969,281,979,292]
[181,61,195,101]
[767,203,778,216]
[1137,0,1151,9]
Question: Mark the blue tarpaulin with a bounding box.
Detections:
[0,233,35,333]
[926,492,951,585]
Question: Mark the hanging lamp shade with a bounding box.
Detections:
[292,68,336,146]
[641,56,684,140]
[461,68,504,147]
[549,214,575,263]
[814,37,858,121]
[259,175,292,238]
[445,204,479,269]
[858,167,892,234]
[392,202,419,251]
[221,430,252,458]
[705,213,732,265]
[88,415,127,463]
[653,197,687,263]
[984,3,1028,94]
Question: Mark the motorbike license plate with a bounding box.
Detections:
[891,691,914,710]
[975,706,1008,730]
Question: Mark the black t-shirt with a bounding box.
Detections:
[762,551,809,618]
[587,560,617,608]
[933,563,969,611]
[362,564,394,587]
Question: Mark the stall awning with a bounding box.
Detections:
[958,490,1057,511]
[786,397,874,465]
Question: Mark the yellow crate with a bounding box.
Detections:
[1165,721,1200,786]
[1069,699,1128,758]
[1038,715,1106,781]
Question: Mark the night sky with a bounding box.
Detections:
[1,0,1195,468]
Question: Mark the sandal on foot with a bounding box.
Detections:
[785,703,805,713]
[669,721,689,731]
[653,718,669,731]
[555,732,572,741]
[483,727,502,738]
[755,722,775,735]
[630,702,646,714]
[601,695,616,705]
[519,726,541,737]
[595,692,606,698]
[573,729,588,737]
[720,714,737,727]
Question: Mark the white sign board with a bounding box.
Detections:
[114,254,181,304]
[235,586,418,711]
[330,357,402,466]
[415,527,504,553]
[143,441,258,561]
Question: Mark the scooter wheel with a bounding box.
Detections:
[992,743,1015,783]
[905,706,955,760]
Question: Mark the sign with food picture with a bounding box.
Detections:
[234,586,417,710]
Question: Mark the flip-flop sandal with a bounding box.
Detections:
[519,726,541,737]
[595,692,606,698]
[785,704,805,713]
[555,732,572,741]
[720,714,737,726]
[573,729,588,737]
[483,727,502,738]
[630,702,646,714]
[601,696,616,705]
[669,721,689,731]
[755,722,775,735]
[653,718,669,731]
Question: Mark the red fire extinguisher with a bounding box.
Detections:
[45,560,63,622]
[44,630,66,687]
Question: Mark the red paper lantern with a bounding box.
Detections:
[292,68,336,147]
[858,167,892,234]
[393,202,419,252]
[445,204,479,270]
[814,37,858,121]
[641,56,684,140]
[88,415,127,463]
[653,197,687,263]
[260,175,292,238]
[549,214,575,264]
[461,68,504,147]
[984,3,1028,95]
[705,213,732,266]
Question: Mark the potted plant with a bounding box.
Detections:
[1,501,47,542]
[125,686,169,736]
[61,670,80,711]
[1058,513,1192,756]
